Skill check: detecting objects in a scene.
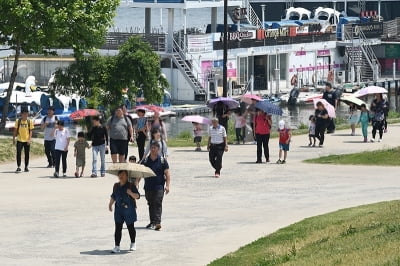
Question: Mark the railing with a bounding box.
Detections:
[242,0,262,29]
[358,29,381,79]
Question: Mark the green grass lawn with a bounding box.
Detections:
[0,138,44,163]
[304,147,400,166]
[209,200,400,266]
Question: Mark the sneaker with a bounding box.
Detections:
[308,143,312,146]
[46,164,53,168]
[370,139,375,143]
[74,172,79,178]
[215,173,220,178]
[146,223,155,229]
[16,167,21,173]
[276,159,282,164]
[281,160,286,164]
[255,161,262,164]
[111,246,120,253]
[24,167,29,172]
[319,145,323,148]
[154,224,162,231]
[53,172,59,178]
[63,173,67,177]
[91,174,97,178]
[130,243,136,251]
[266,159,270,163]
[384,129,388,133]
[378,139,382,142]
[101,173,105,177]
[363,138,368,143]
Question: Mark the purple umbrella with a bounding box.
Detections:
[207,97,240,110]
[181,115,211,125]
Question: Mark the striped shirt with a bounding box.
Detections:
[209,125,227,144]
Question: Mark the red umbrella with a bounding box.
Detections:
[135,105,164,113]
[241,94,263,104]
[69,109,100,120]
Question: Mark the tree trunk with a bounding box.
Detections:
[0,44,21,132]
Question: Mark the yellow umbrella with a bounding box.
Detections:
[106,163,155,178]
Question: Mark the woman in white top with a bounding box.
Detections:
[52,120,70,178]
[142,128,168,160]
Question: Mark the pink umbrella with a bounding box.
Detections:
[354,86,388,97]
[181,115,211,125]
[241,94,263,104]
[313,98,336,118]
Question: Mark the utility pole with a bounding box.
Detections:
[222,0,228,97]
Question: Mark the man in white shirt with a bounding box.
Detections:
[207,117,228,178]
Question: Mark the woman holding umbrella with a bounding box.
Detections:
[315,101,329,147]
[370,93,388,142]
[254,109,272,163]
[213,101,230,131]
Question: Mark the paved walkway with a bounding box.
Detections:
[0,124,399,266]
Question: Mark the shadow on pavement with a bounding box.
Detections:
[342,140,366,143]
[80,249,129,256]
[236,162,258,164]
[298,145,319,148]
[174,150,207,153]
[194,175,216,179]
[332,133,361,137]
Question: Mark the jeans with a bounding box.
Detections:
[145,189,165,225]
[92,144,106,175]
[209,143,225,174]
[235,128,244,142]
[16,141,30,168]
[136,132,146,160]
[256,134,270,162]
[44,140,55,166]
[315,123,327,145]
[54,149,68,174]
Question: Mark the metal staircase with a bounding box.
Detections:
[344,27,381,82]
[171,39,206,99]
[243,0,263,29]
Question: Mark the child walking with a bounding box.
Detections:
[74,132,91,178]
[308,115,316,147]
[233,110,246,144]
[192,122,203,151]
[277,120,291,164]
[53,120,70,178]
[109,170,140,253]
[358,104,370,143]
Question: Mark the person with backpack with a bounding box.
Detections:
[276,120,292,164]
[40,106,58,168]
[13,108,34,173]
[121,104,135,160]
[107,107,134,163]
[141,141,170,231]
[370,93,388,142]
[142,128,168,159]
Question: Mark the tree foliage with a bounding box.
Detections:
[0,0,119,129]
[53,36,169,109]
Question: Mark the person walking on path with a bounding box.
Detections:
[253,110,272,163]
[192,122,203,151]
[109,170,140,253]
[143,128,168,159]
[370,93,388,142]
[213,101,230,132]
[358,104,370,143]
[207,117,228,177]
[247,100,257,143]
[88,116,108,178]
[308,115,316,147]
[149,111,167,142]
[121,104,135,160]
[141,142,170,231]
[135,109,148,161]
[107,107,134,163]
[348,103,358,136]
[73,132,91,178]
[276,120,291,164]
[314,101,329,147]
[233,109,246,144]
[13,108,34,173]
[322,83,338,133]
[40,106,58,168]
[53,120,70,178]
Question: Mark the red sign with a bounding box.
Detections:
[317,50,330,56]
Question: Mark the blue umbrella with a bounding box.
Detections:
[255,100,283,116]
[207,97,239,110]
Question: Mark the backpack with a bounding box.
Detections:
[149,139,166,158]
[17,119,32,136]
[43,115,58,123]
[142,154,166,168]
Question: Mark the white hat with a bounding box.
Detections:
[278,120,285,130]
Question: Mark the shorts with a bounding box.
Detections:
[194,136,202,143]
[110,139,128,155]
[279,143,290,151]
[114,206,137,225]
[309,134,315,138]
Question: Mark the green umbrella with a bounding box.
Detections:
[340,96,368,109]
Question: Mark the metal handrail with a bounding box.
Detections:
[243,0,262,29]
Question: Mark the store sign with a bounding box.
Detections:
[352,22,383,38]
[317,49,330,56]
[295,51,306,56]
[219,31,255,41]
[256,28,289,40]
[188,35,213,53]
